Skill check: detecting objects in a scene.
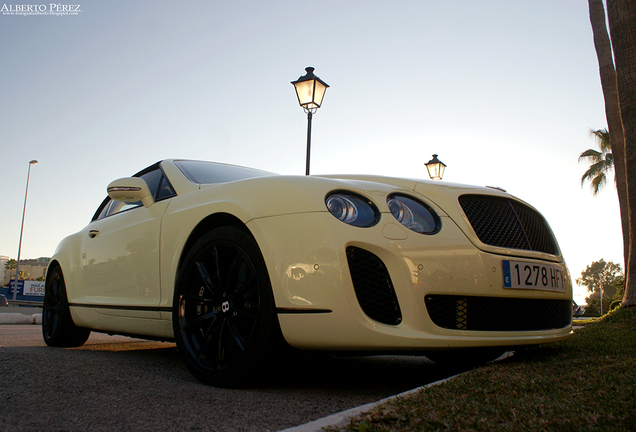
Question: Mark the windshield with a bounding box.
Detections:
[174,160,276,185]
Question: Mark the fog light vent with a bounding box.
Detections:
[346,246,402,325]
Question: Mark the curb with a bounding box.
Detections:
[278,373,463,432]
[0,313,42,325]
[278,351,514,432]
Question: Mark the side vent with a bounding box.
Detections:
[346,247,402,325]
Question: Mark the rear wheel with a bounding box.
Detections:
[173,227,277,387]
[42,266,90,347]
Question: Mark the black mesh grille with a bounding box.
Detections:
[458,195,557,255]
[425,295,572,331]
[346,247,402,325]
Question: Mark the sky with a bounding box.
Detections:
[0,0,623,304]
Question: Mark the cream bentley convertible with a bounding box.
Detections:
[43,159,572,387]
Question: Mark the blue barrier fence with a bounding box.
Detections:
[1,280,44,304]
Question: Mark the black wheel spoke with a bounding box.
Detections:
[44,279,59,307]
[234,307,257,324]
[181,292,216,305]
[216,320,229,367]
[226,319,247,352]
[225,252,243,287]
[196,261,221,297]
[196,316,223,364]
[182,309,219,333]
[227,253,256,295]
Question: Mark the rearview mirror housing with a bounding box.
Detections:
[107,177,155,207]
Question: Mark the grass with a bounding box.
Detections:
[327,307,636,432]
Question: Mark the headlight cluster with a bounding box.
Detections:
[326,191,441,234]
[325,192,380,227]
[387,194,440,234]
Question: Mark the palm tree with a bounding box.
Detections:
[4,258,16,280]
[579,128,614,195]
[4,259,16,271]
[588,0,629,263]
[606,0,636,307]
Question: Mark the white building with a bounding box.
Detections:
[1,256,50,286]
[0,255,8,285]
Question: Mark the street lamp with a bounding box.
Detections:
[425,154,446,180]
[291,67,329,175]
[13,159,38,301]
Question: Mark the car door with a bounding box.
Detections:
[79,166,175,318]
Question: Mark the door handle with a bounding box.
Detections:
[88,230,99,238]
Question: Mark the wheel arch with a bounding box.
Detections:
[45,259,61,280]
[177,212,256,274]
[172,212,284,327]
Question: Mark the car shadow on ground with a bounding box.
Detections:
[69,338,464,394]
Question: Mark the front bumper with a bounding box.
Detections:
[248,211,572,351]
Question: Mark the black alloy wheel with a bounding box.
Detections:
[173,226,277,387]
[42,266,90,347]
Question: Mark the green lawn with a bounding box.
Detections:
[328,307,636,432]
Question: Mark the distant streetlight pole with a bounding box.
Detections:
[425,154,446,180]
[600,278,604,315]
[291,67,329,176]
[13,159,38,301]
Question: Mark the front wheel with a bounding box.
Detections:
[42,266,90,347]
[173,227,278,387]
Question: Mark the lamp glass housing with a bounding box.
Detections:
[425,154,446,181]
[292,67,329,112]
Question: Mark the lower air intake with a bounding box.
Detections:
[425,295,571,331]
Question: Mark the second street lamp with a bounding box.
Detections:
[13,159,38,301]
[425,154,446,181]
[291,67,329,176]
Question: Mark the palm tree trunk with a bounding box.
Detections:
[588,0,629,279]
[607,0,636,307]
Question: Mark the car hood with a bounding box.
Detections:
[193,172,562,262]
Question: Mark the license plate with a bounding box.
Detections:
[502,260,566,292]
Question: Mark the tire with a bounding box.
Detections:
[42,266,91,347]
[173,227,277,388]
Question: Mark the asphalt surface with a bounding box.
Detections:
[0,316,461,432]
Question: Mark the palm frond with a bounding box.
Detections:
[579,149,603,163]
[591,173,607,195]
[580,128,614,195]
[588,128,611,153]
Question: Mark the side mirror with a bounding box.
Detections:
[107,177,155,208]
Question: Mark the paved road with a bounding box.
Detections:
[0,324,458,432]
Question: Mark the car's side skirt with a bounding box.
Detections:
[69,304,175,339]
[276,307,332,314]
[69,303,331,315]
[69,302,172,313]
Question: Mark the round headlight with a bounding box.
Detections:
[387,194,441,234]
[326,192,380,227]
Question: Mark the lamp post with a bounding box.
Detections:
[600,278,604,315]
[13,159,38,301]
[291,67,329,175]
[425,154,446,180]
